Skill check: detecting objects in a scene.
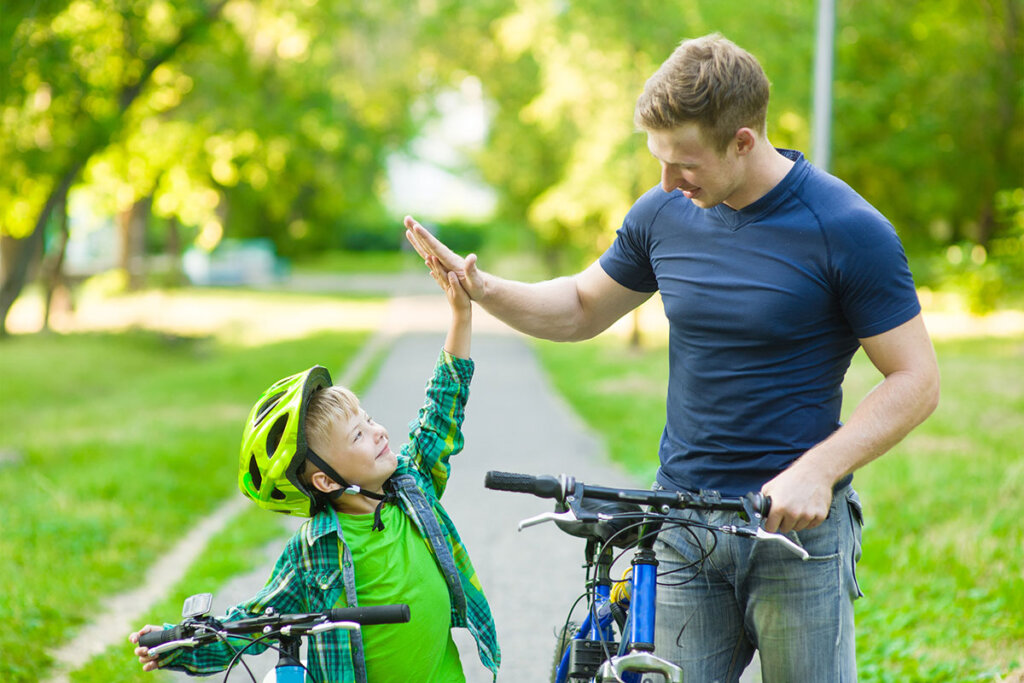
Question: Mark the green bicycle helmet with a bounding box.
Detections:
[239,365,394,521]
[238,365,334,517]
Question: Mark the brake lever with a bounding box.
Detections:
[721,524,810,560]
[147,638,202,656]
[517,510,577,531]
[309,620,361,635]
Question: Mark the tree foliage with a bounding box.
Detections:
[1,0,1021,335]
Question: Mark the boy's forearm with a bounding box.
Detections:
[444,308,472,359]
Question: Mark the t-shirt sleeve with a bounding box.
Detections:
[829,206,921,338]
[598,189,666,293]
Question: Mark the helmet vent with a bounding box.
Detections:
[271,488,286,500]
[253,392,285,427]
[266,415,288,456]
[248,455,262,490]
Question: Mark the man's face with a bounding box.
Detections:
[646,123,744,210]
[316,406,397,494]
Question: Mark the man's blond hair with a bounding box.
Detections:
[634,34,770,153]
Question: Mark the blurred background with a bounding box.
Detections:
[1,1,1022,682]
[1,0,1021,330]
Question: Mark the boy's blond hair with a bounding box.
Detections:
[302,385,361,482]
[634,33,770,153]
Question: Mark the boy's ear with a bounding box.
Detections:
[310,471,342,494]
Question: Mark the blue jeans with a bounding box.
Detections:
[652,484,864,683]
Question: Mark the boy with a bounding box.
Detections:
[130,269,500,682]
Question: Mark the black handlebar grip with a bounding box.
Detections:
[327,604,411,625]
[484,470,537,492]
[744,491,771,518]
[484,471,564,499]
[139,625,186,648]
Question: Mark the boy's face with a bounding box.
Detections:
[316,406,397,494]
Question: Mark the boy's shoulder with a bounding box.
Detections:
[277,508,342,561]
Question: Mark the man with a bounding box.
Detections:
[405,33,939,682]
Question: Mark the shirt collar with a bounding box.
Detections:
[303,505,341,545]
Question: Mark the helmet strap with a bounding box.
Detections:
[306,449,396,531]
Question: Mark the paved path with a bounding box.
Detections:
[163,293,759,682]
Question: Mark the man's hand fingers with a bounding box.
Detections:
[410,221,459,263]
[405,228,428,259]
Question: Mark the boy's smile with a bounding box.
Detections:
[315,407,398,497]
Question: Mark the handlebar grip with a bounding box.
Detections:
[327,604,411,625]
[484,471,563,499]
[744,492,771,519]
[139,625,186,648]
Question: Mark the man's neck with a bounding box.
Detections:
[725,144,795,210]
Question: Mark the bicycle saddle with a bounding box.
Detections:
[555,498,643,548]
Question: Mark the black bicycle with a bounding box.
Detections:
[138,593,410,682]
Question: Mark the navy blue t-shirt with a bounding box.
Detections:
[599,150,921,496]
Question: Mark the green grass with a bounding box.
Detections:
[0,327,369,682]
[291,249,422,274]
[71,504,291,682]
[534,334,1024,681]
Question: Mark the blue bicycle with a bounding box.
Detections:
[484,470,808,683]
[138,592,410,682]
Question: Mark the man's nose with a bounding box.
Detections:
[661,164,681,193]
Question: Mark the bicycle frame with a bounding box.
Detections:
[555,513,681,683]
[267,635,304,683]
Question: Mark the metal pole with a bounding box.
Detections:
[812,0,836,172]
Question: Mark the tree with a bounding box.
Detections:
[0,0,230,336]
[474,0,815,271]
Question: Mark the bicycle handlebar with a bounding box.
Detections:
[484,470,770,518]
[139,624,189,649]
[327,604,411,626]
[138,603,411,650]
[484,470,808,560]
[484,470,564,498]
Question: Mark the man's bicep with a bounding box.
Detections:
[573,261,654,339]
[859,313,938,379]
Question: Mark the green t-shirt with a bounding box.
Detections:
[337,504,465,683]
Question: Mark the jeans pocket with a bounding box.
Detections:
[845,488,865,599]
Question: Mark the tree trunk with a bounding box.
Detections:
[165,215,186,287]
[0,163,80,338]
[42,187,72,331]
[119,197,151,290]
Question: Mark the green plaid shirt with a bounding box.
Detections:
[159,350,500,682]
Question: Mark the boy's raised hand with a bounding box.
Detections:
[443,269,472,315]
[440,263,472,359]
[404,216,485,300]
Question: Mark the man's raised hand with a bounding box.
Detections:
[404,215,485,299]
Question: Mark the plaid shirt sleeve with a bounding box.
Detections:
[155,538,307,675]
[402,349,474,499]
[397,350,501,678]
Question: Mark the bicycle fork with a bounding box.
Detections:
[554,543,624,683]
[597,516,683,683]
[265,635,305,683]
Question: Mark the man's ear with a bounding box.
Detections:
[734,127,757,155]
[310,471,342,494]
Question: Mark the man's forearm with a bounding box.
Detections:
[795,366,940,485]
[476,272,596,342]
